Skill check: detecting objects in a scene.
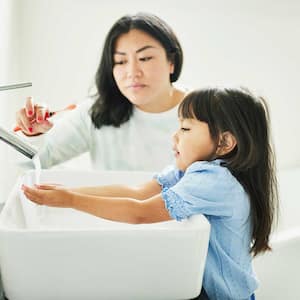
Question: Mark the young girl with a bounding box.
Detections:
[22,87,278,300]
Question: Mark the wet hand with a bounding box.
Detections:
[22,184,73,208]
[16,96,53,135]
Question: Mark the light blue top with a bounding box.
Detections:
[155,160,258,300]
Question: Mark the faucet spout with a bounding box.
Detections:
[0,126,37,159]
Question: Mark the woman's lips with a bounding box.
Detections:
[128,83,146,90]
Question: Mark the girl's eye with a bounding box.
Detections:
[139,56,153,62]
[181,127,190,132]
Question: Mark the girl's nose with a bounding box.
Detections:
[172,131,179,143]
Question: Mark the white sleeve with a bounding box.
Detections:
[37,99,93,168]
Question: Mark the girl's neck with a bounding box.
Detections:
[136,86,186,113]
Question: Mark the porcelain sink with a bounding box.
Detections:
[0,170,210,300]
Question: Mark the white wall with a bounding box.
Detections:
[1,0,300,201]
[0,0,26,204]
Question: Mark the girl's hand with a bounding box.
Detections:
[21,184,73,208]
[16,97,53,135]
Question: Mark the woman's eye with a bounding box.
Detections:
[181,127,190,132]
[114,60,127,65]
[140,56,153,62]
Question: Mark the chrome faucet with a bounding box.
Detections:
[0,82,32,91]
[0,126,37,159]
[0,82,36,159]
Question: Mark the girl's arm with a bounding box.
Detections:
[71,193,171,224]
[22,184,171,224]
[71,179,162,200]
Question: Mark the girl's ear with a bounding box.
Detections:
[216,132,237,156]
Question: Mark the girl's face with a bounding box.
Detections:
[173,118,217,171]
[112,29,174,112]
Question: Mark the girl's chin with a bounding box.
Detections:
[175,161,187,172]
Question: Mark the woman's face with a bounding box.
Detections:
[112,29,174,111]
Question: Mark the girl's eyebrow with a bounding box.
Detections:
[114,45,156,55]
[179,117,197,124]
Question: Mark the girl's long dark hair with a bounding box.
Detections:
[179,87,278,256]
[90,13,183,128]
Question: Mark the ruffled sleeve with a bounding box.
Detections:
[153,164,184,189]
[161,161,236,221]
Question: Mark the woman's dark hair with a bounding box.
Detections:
[90,12,183,128]
[179,87,278,256]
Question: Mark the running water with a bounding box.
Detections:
[32,154,41,185]
[32,154,44,226]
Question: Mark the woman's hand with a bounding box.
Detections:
[22,184,73,208]
[16,96,53,135]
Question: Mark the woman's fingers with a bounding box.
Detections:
[16,97,52,135]
[15,111,29,132]
[16,107,34,133]
[25,96,34,118]
[17,116,53,136]
[30,119,53,134]
[35,105,49,123]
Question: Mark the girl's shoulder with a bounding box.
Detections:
[184,160,243,192]
[185,159,225,175]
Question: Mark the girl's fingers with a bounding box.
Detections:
[22,184,37,194]
[34,184,60,190]
[22,185,45,204]
[22,184,69,208]
[24,191,42,205]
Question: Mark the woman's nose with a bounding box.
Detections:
[127,60,142,78]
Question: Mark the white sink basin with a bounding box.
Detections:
[0,170,210,300]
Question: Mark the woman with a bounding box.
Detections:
[15,13,186,171]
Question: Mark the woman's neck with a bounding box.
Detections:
[136,86,186,113]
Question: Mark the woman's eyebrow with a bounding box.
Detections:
[136,45,156,53]
[114,45,156,55]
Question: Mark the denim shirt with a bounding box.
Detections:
[155,160,258,300]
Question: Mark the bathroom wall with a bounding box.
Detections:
[0,0,24,204]
[1,0,300,202]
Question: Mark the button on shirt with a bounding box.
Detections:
[155,160,258,300]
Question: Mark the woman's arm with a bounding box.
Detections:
[71,179,162,200]
[37,100,92,169]
[22,184,171,224]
